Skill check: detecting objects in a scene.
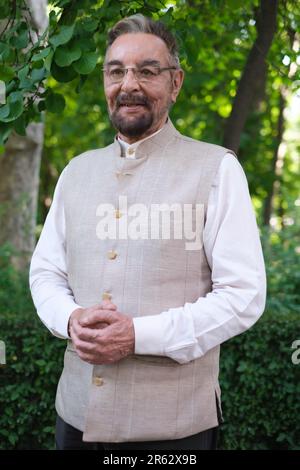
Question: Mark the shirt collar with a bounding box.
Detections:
[117,122,166,159]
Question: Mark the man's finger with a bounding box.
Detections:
[89,321,109,330]
[72,319,98,341]
[73,336,95,353]
[79,309,119,327]
[100,300,117,311]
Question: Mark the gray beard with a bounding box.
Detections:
[110,109,154,138]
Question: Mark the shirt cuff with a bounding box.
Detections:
[55,299,83,339]
[37,295,83,339]
[133,314,165,356]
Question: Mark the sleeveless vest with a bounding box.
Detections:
[55,119,235,442]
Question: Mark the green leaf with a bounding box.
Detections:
[4,101,23,122]
[1,92,24,122]
[0,66,15,82]
[8,434,17,446]
[54,0,73,7]
[58,6,78,26]
[9,91,23,105]
[49,10,58,25]
[0,104,10,120]
[44,50,54,72]
[37,100,46,112]
[17,65,30,81]
[50,62,77,82]
[31,67,47,83]
[35,359,46,367]
[0,42,11,61]
[14,114,26,136]
[77,36,96,52]
[0,122,13,145]
[0,5,10,20]
[82,18,99,32]
[32,60,44,70]
[32,47,52,62]
[19,78,34,90]
[73,52,98,75]
[10,30,29,50]
[49,24,75,48]
[54,43,82,67]
[45,93,65,113]
[5,80,17,94]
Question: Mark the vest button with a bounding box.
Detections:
[102,292,112,301]
[107,250,117,260]
[115,209,122,219]
[127,147,134,155]
[93,377,104,386]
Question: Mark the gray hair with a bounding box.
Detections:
[107,14,180,68]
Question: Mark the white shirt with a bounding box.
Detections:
[29,129,266,364]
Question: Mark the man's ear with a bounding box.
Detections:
[171,68,184,103]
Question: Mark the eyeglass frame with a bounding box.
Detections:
[102,64,178,84]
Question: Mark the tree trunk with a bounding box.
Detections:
[262,91,285,226]
[0,0,47,270]
[223,0,278,153]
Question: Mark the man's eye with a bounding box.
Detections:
[109,68,124,77]
[139,68,156,77]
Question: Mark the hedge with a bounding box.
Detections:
[218,313,300,450]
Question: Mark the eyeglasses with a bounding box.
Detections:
[102,65,177,84]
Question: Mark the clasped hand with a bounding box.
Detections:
[68,300,135,365]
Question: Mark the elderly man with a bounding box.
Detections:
[29,14,266,450]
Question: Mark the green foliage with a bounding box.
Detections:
[31,0,299,228]
[219,312,300,450]
[0,0,179,144]
[54,42,82,67]
[0,244,65,449]
[45,90,66,113]
[49,24,75,48]
[0,0,108,144]
[218,224,300,450]
[261,222,300,316]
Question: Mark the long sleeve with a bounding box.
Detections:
[133,153,267,364]
[29,167,82,339]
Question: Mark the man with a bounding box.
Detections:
[29,14,266,450]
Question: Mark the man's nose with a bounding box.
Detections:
[120,69,141,92]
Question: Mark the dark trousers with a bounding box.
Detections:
[55,415,218,450]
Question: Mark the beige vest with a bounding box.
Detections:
[55,119,235,442]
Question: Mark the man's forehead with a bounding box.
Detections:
[105,32,170,63]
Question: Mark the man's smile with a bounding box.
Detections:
[116,93,150,110]
[118,103,147,113]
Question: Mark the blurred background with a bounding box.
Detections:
[0,0,299,449]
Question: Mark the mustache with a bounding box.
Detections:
[116,94,150,108]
